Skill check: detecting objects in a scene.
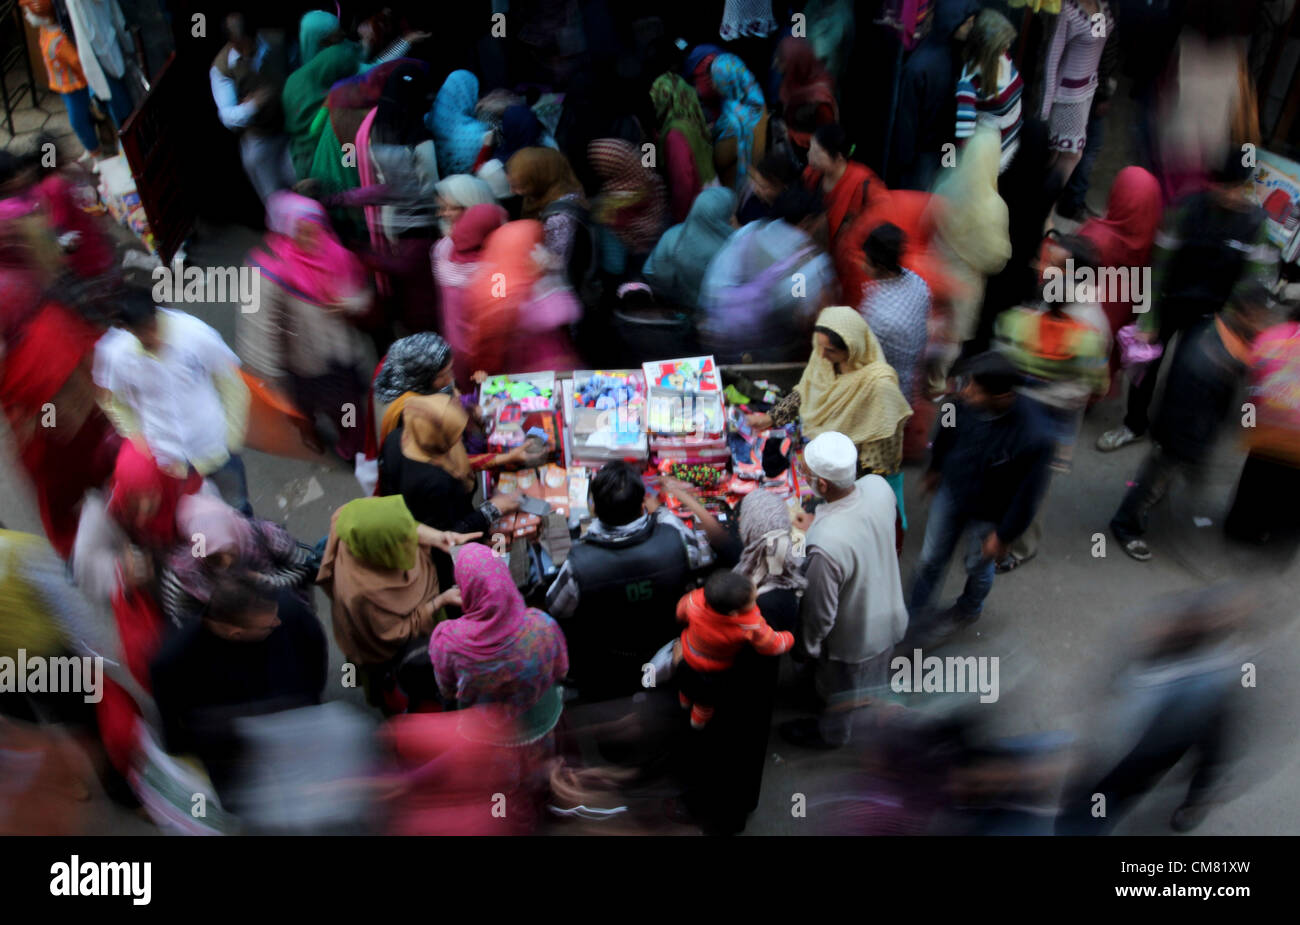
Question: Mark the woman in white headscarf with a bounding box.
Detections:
[433,175,498,236]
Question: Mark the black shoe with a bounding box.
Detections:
[778,718,840,750]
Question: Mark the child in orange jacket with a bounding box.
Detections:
[675,570,794,730]
[22,1,103,160]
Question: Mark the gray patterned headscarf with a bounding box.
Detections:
[735,490,807,595]
[374,333,453,403]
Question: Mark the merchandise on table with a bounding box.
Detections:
[563,370,648,466]
[658,458,728,491]
[496,464,572,519]
[643,356,728,465]
[97,155,157,254]
[480,371,560,456]
[643,355,725,437]
[566,467,591,522]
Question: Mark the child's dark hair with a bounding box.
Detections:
[704,570,754,614]
[864,222,906,274]
[771,187,823,225]
[813,122,851,160]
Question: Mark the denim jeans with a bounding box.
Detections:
[98,71,135,129]
[206,454,252,516]
[59,88,99,154]
[909,486,998,618]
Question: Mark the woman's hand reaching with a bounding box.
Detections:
[416,524,482,553]
[435,586,463,611]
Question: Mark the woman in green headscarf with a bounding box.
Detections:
[297,10,342,70]
[316,495,478,668]
[283,43,363,181]
[650,72,718,223]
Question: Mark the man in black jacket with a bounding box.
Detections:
[909,352,1055,639]
[150,573,326,796]
[545,461,711,700]
[1110,285,1277,560]
[890,0,981,190]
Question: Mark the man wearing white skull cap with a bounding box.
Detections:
[779,432,908,749]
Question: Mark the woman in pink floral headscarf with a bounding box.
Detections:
[428,543,567,737]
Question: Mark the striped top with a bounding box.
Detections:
[38,26,87,95]
[956,55,1023,174]
[1040,0,1112,116]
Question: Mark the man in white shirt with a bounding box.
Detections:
[93,292,252,513]
[780,431,909,749]
[209,11,294,203]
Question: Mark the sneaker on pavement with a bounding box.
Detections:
[1097,425,1144,452]
[1119,537,1152,561]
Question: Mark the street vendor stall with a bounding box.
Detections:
[469,357,810,598]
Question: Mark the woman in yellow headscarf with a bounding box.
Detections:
[924,125,1012,380]
[747,307,914,517]
[377,393,520,591]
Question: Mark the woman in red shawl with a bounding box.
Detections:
[463,221,581,376]
[775,37,838,151]
[803,122,882,258]
[0,197,119,558]
[1075,166,1164,389]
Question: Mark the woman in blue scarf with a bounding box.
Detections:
[710,53,767,191]
[427,70,490,177]
[642,187,738,309]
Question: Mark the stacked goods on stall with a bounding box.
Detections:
[721,404,800,500]
[479,372,559,456]
[562,370,648,468]
[479,372,560,541]
[642,356,728,469]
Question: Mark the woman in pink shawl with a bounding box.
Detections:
[428,543,568,735]
[431,203,508,391]
[240,192,372,460]
[418,544,566,830]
